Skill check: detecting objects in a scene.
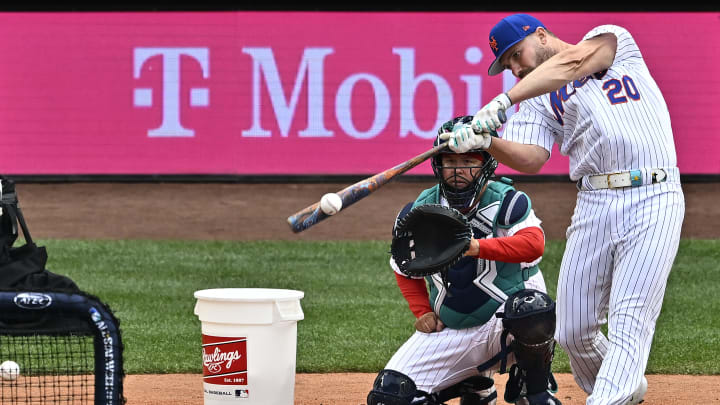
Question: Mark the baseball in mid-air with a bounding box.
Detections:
[0,360,20,381]
[320,193,342,215]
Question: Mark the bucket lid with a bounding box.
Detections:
[194,288,304,302]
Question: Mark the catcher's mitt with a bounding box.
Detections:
[391,204,473,277]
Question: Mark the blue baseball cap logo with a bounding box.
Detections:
[487,14,546,76]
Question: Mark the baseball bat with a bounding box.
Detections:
[287,142,448,233]
[287,110,508,233]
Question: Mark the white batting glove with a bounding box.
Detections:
[471,93,512,133]
[438,124,492,153]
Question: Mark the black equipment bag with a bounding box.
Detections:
[0,176,79,292]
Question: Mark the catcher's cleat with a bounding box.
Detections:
[459,385,497,405]
[522,391,561,405]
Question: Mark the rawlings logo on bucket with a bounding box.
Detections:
[204,347,242,372]
[201,335,248,385]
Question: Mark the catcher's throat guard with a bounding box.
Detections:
[391,204,473,277]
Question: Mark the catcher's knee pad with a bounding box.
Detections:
[497,289,557,398]
[367,369,431,405]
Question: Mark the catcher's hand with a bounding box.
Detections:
[390,204,473,277]
[415,312,445,333]
[464,238,480,257]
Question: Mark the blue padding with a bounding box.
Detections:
[497,191,530,227]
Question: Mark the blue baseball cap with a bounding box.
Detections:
[487,14,546,76]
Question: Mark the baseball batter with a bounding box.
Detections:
[444,14,685,405]
[367,116,562,405]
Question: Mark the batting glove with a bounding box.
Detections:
[438,124,492,153]
[471,93,512,133]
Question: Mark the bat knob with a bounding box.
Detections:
[471,110,507,135]
[498,110,507,123]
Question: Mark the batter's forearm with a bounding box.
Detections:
[506,35,616,105]
[487,137,549,174]
[504,54,581,104]
[506,74,571,106]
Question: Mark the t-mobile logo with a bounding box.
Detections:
[133,47,210,137]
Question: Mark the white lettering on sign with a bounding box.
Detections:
[133,45,518,140]
[242,47,334,138]
[133,47,210,137]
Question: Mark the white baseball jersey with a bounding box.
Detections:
[505,25,676,181]
[502,25,685,405]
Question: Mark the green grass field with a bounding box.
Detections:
[40,239,720,375]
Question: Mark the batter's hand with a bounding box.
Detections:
[471,93,512,133]
[438,125,492,153]
[415,312,445,333]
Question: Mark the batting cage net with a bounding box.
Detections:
[0,290,125,405]
[0,177,126,404]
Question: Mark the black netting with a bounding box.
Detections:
[0,333,95,404]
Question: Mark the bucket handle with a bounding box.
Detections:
[275,299,304,322]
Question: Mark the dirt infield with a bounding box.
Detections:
[12,180,720,404]
[124,373,718,404]
[15,181,720,241]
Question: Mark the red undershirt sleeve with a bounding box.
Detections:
[394,272,432,319]
[393,227,543,318]
[475,226,544,263]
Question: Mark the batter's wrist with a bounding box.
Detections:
[502,92,513,107]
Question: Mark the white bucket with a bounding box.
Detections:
[193,288,305,405]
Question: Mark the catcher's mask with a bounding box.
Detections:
[432,116,498,214]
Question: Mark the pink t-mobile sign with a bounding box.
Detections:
[0,12,717,175]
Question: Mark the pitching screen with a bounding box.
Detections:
[0,291,125,405]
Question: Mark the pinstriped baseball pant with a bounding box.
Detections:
[385,272,547,394]
[554,181,684,405]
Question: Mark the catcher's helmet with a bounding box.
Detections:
[432,116,498,214]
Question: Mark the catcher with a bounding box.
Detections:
[367,116,561,405]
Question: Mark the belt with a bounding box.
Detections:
[577,169,668,191]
